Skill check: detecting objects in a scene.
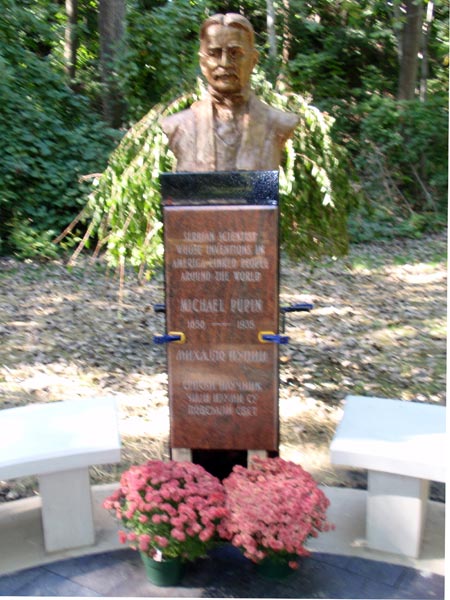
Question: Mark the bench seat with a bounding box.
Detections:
[0,397,121,553]
[330,395,446,558]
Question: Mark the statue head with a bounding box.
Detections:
[199,13,259,96]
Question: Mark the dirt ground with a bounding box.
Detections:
[0,232,446,502]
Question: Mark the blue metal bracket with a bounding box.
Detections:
[153,332,185,344]
[280,302,313,333]
[153,304,166,313]
[258,331,290,344]
[280,302,313,314]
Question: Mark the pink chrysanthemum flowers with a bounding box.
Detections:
[222,457,333,569]
[103,460,228,561]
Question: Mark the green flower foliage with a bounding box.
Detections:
[73,77,356,278]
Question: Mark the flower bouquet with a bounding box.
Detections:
[103,460,228,584]
[222,457,333,575]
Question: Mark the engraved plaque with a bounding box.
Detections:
[164,205,279,450]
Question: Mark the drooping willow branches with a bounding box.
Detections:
[61,78,357,280]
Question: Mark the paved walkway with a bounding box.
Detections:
[0,545,445,598]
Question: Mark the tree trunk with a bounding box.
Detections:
[266,0,277,83]
[274,0,292,89]
[392,1,403,64]
[419,1,434,102]
[280,0,292,79]
[64,0,78,82]
[397,0,424,100]
[99,0,127,128]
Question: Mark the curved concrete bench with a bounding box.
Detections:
[330,395,446,558]
[0,397,121,553]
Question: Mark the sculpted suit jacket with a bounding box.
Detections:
[160,92,299,172]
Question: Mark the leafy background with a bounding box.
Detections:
[0,0,448,266]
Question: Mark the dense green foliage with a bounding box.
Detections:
[349,94,448,241]
[284,0,448,240]
[120,0,209,119]
[1,0,448,261]
[0,0,119,257]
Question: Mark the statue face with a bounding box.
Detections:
[199,25,258,95]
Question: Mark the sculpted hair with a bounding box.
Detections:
[200,13,255,47]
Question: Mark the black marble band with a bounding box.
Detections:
[160,171,279,206]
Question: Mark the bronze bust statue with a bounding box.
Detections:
[161,13,300,172]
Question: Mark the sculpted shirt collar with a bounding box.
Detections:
[207,85,251,109]
[191,89,268,170]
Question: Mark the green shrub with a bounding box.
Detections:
[348,95,448,242]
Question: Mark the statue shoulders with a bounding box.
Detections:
[249,93,300,136]
[160,107,193,138]
[160,99,210,137]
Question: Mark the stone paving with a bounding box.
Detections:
[0,545,444,598]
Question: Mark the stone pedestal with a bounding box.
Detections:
[160,171,280,473]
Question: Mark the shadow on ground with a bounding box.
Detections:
[0,546,444,599]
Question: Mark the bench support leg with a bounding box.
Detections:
[38,468,95,553]
[367,471,429,558]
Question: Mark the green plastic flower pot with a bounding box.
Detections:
[140,553,183,586]
[255,556,294,580]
